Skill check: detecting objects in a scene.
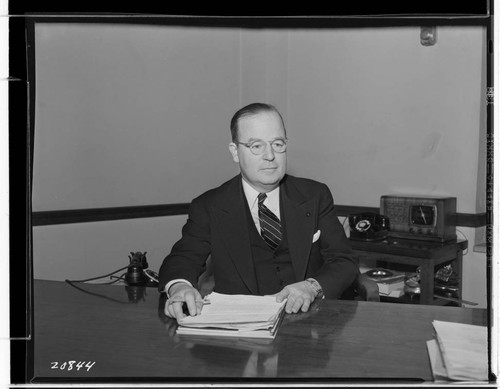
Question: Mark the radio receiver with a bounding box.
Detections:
[380,195,457,242]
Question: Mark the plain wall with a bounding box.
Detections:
[32,24,241,210]
[285,27,484,209]
[31,23,488,307]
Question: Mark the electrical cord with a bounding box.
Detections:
[64,254,157,303]
[144,269,159,283]
[106,273,128,285]
[65,265,130,284]
[65,252,158,287]
[65,279,130,304]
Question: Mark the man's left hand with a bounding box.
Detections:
[275,281,317,314]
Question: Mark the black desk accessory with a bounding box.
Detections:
[348,212,390,241]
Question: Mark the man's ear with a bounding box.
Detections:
[228,143,239,163]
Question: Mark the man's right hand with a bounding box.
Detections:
[164,283,204,321]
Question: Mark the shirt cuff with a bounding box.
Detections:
[165,279,192,298]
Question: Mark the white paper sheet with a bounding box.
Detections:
[430,320,488,381]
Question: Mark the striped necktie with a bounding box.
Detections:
[257,193,282,250]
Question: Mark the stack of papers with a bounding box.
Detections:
[176,292,286,339]
[427,320,488,381]
[379,288,405,298]
[364,268,406,297]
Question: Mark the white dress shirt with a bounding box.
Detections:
[241,178,281,232]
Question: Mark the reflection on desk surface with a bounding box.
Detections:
[33,279,488,382]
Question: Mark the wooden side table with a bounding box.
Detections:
[349,238,468,305]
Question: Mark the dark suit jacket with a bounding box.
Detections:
[158,174,358,299]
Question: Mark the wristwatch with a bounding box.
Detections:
[306,278,324,299]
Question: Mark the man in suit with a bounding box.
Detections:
[159,102,358,321]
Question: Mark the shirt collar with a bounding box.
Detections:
[241,178,280,211]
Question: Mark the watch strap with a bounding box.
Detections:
[306,278,324,299]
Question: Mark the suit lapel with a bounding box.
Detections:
[281,177,316,281]
[211,176,259,294]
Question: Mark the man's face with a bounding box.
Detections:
[229,111,287,193]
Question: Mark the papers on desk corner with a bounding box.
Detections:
[176,292,286,339]
[427,320,488,381]
[363,268,405,297]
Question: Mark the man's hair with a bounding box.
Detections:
[230,102,286,142]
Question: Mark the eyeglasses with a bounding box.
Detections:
[235,139,288,155]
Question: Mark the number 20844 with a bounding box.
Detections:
[50,361,96,372]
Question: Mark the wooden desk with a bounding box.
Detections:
[350,238,468,305]
[32,279,487,383]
